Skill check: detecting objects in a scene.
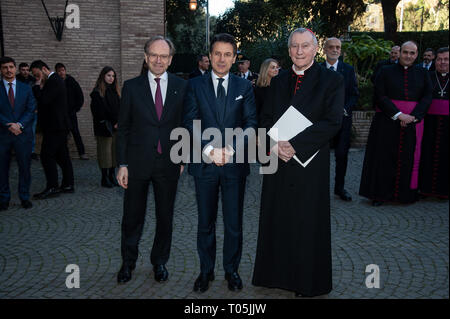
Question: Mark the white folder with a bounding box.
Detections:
[267,106,319,167]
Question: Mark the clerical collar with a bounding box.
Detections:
[292,61,314,75]
[441,73,448,77]
[399,63,412,70]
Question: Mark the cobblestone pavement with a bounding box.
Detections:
[0,149,448,299]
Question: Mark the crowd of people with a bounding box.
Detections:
[0,28,447,297]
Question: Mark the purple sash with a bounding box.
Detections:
[376,100,423,189]
[428,99,449,115]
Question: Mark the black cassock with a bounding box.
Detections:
[252,63,344,296]
[419,71,449,198]
[359,64,432,203]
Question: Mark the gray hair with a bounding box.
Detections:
[288,28,318,47]
[144,36,176,56]
[324,37,341,47]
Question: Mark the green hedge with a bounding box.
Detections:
[349,31,449,57]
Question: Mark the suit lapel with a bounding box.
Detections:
[161,73,176,122]
[138,74,159,121]
[202,74,220,125]
[0,81,14,115]
[14,82,24,113]
[222,75,237,125]
[337,62,344,76]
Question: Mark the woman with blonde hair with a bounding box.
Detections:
[255,58,279,115]
[90,66,121,187]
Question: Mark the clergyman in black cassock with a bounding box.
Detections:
[419,47,449,199]
[359,41,432,205]
[252,28,344,297]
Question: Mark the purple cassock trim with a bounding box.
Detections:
[428,99,449,115]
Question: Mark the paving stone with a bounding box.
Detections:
[0,149,447,298]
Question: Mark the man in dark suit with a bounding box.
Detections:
[417,48,436,71]
[30,60,74,199]
[321,37,359,201]
[116,36,188,284]
[183,33,258,293]
[55,63,88,160]
[236,53,258,87]
[16,63,39,160]
[371,45,400,84]
[0,57,36,210]
[189,54,210,79]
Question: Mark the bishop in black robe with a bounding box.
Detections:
[359,62,432,204]
[252,61,344,297]
[419,67,449,198]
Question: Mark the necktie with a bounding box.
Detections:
[216,78,226,122]
[329,66,335,71]
[154,78,163,153]
[8,83,14,109]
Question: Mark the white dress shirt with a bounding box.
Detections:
[203,71,233,157]
[148,71,168,105]
[326,60,339,71]
[211,71,229,97]
[3,78,16,97]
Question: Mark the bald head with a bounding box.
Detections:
[402,41,417,50]
[399,41,418,67]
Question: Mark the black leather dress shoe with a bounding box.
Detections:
[21,200,33,209]
[117,264,135,284]
[59,185,75,193]
[193,272,214,293]
[0,202,9,211]
[33,188,61,200]
[335,189,352,201]
[154,264,169,282]
[225,272,243,291]
[372,200,383,207]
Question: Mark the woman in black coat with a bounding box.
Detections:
[254,58,280,116]
[90,66,121,187]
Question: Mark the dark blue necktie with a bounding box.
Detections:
[216,78,226,122]
[329,66,335,71]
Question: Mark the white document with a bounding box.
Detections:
[267,105,319,167]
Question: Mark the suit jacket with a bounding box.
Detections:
[116,72,188,179]
[33,73,71,134]
[189,68,208,79]
[321,61,359,117]
[64,75,84,115]
[416,61,436,71]
[371,59,397,84]
[236,70,259,86]
[0,80,36,138]
[183,73,258,178]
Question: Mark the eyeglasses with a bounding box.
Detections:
[147,53,170,61]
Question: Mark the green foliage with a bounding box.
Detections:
[342,34,393,83]
[166,0,214,54]
[350,30,450,57]
[216,0,366,44]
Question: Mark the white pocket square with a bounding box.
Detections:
[235,95,243,101]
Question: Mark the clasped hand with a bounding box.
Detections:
[398,114,416,128]
[209,147,233,166]
[7,123,22,136]
[272,141,295,162]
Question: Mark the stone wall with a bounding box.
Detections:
[352,111,375,148]
[1,0,164,157]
